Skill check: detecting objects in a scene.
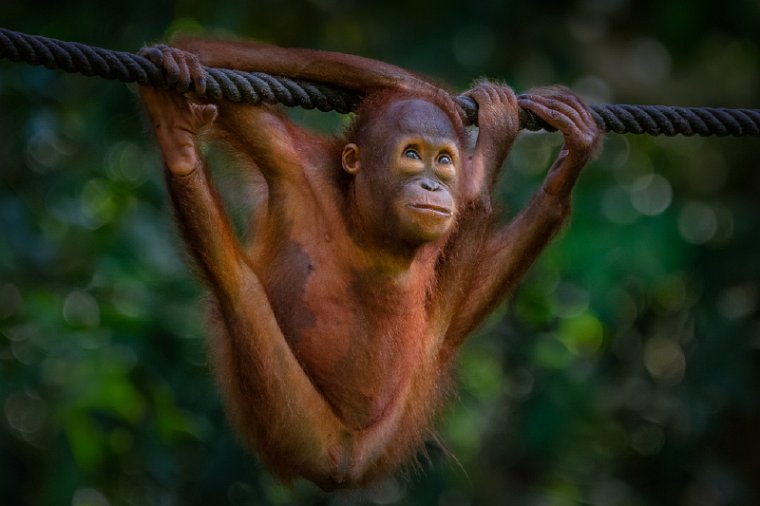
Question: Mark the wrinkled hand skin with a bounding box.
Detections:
[138,47,217,176]
[139,45,208,95]
[518,86,601,197]
[457,81,520,202]
[468,81,520,153]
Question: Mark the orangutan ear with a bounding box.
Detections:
[341,143,361,175]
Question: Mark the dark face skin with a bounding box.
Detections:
[342,99,461,247]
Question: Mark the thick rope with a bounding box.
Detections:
[1,27,759,137]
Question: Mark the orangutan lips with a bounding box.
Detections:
[409,204,453,216]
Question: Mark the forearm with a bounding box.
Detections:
[469,142,511,190]
[171,36,434,93]
[447,189,567,345]
[217,270,400,489]
[169,158,321,427]
[216,275,347,476]
[165,164,245,293]
[491,188,568,279]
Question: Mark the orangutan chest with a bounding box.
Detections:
[260,241,429,428]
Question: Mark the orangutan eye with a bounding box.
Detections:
[437,153,453,165]
[403,148,421,160]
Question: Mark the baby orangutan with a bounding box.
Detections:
[139,37,600,490]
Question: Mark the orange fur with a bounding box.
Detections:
[139,38,601,490]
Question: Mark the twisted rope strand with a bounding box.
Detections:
[1,28,758,137]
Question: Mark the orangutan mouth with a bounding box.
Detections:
[409,204,453,216]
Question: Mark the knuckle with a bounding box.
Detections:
[497,87,514,100]
[468,86,486,99]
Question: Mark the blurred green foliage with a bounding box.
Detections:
[1,1,760,505]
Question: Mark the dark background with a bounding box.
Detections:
[1,1,760,505]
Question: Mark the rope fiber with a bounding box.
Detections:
[1,27,759,137]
